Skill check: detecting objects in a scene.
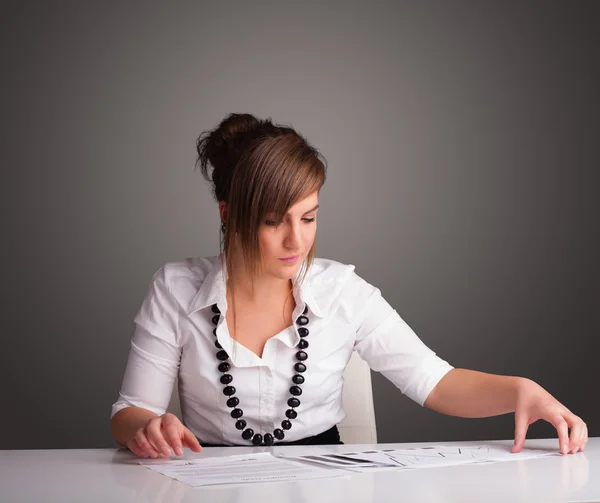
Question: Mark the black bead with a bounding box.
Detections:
[242,428,254,440]
[230,408,243,419]
[213,328,218,336]
[212,315,220,325]
[215,339,222,349]
[273,428,285,440]
[296,351,308,361]
[216,350,229,361]
[211,304,221,314]
[303,305,308,315]
[292,374,305,385]
[287,397,300,408]
[263,433,274,446]
[227,397,239,408]
[296,315,309,326]
[235,419,247,430]
[218,362,231,373]
[298,327,309,337]
[223,386,236,396]
[290,385,302,396]
[285,409,298,419]
[294,362,306,373]
[252,434,263,446]
[298,339,309,349]
[220,374,233,385]
[281,420,292,430]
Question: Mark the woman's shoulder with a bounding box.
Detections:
[150,255,219,293]
[308,257,378,294]
[307,257,372,296]
[159,255,216,278]
[307,258,379,316]
[308,257,356,283]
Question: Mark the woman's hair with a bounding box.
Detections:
[195,112,327,294]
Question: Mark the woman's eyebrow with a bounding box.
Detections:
[272,204,320,218]
[296,204,319,216]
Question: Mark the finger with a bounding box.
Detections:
[126,438,148,458]
[581,423,588,451]
[145,419,172,456]
[162,422,184,456]
[129,436,154,458]
[135,430,160,458]
[512,411,530,453]
[182,428,203,453]
[567,416,585,454]
[549,415,569,454]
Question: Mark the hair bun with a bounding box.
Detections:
[216,113,262,141]
[196,113,266,201]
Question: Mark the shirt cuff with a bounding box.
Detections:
[403,353,454,406]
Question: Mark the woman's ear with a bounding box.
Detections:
[218,201,228,226]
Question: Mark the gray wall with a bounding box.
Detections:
[1,1,598,449]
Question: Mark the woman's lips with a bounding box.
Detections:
[279,255,299,263]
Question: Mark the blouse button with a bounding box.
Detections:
[294,363,306,373]
[296,315,309,326]
[216,350,229,361]
[220,374,233,385]
[295,351,308,361]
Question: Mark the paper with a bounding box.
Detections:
[138,452,347,487]
[281,444,558,473]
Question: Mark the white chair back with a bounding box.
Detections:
[167,351,377,444]
[337,351,378,444]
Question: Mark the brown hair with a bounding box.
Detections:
[195,113,327,329]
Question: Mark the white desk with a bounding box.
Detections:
[1,438,598,503]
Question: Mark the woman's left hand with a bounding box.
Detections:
[512,378,588,455]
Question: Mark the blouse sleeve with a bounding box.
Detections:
[347,271,454,406]
[110,266,183,419]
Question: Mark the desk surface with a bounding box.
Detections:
[1,438,598,503]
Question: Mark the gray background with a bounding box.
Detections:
[1,1,598,450]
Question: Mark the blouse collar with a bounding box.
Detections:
[187,255,325,319]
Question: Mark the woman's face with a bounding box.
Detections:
[259,190,319,280]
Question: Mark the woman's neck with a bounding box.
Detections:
[227,274,293,308]
[224,252,293,308]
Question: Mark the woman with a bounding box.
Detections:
[110,113,588,457]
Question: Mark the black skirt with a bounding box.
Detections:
[199,425,343,447]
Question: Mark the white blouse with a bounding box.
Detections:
[111,255,454,445]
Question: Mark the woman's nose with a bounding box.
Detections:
[284,222,302,249]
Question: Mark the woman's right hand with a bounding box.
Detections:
[126,413,203,458]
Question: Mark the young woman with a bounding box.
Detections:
[110,113,588,457]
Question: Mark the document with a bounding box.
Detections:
[138,452,347,487]
[280,444,558,473]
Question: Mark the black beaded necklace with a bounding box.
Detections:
[210,303,310,446]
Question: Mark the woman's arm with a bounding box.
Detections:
[423,368,522,417]
[423,368,588,455]
[111,406,159,447]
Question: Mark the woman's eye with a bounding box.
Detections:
[302,218,316,223]
[265,220,279,227]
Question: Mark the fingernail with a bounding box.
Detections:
[176,447,183,456]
